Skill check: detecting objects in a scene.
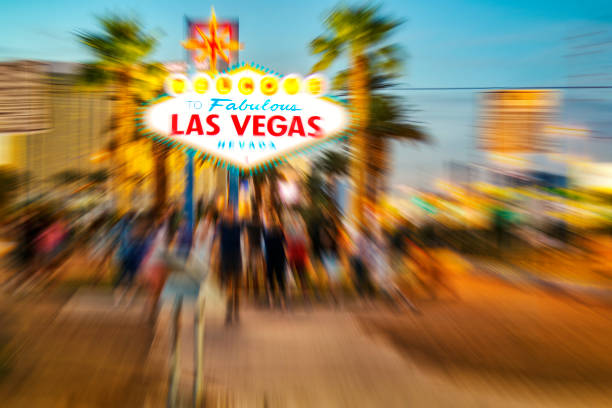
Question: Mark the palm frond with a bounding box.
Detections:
[310,36,342,72]
[312,49,341,72]
[76,14,158,67]
[77,62,114,87]
[368,95,428,143]
[315,148,350,176]
[368,44,406,76]
[331,69,350,91]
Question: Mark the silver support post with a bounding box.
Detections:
[194,278,207,407]
[167,295,183,408]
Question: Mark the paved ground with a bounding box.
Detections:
[359,275,612,397]
[197,272,612,407]
[1,248,612,407]
[0,289,167,408]
[201,305,506,407]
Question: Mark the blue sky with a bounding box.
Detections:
[1,0,611,189]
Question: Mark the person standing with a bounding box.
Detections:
[192,211,215,280]
[141,215,170,322]
[264,215,287,309]
[167,204,182,247]
[215,207,243,324]
[389,219,411,273]
[305,209,325,286]
[350,226,376,299]
[175,219,193,261]
[7,212,42,289]
[32,212,69,284]
[320,220,343,302]
[115,216,151,302]
[88,213,116,284]
[196,197,204,224]
[286,219,310,302]
[113,211,136,267]
[245,212,264,297]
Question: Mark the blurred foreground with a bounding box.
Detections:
[1,199,612,407]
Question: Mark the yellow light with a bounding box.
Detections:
[282,76,300,95]
[171,78,186,94]
[261,76,278,96]
[216,76,232,94]
[238,77,255,95]
[193,76,209,94]
[305,74,325,96]
[165,74,190,96]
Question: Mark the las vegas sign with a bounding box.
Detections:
[138,63,354,172]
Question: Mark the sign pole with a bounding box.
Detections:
[182,16,195,254]
[228,166,239,213]
[184,149,195,250]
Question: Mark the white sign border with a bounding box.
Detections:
[137,62,356,173]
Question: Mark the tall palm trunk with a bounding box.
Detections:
[348,53,370,227]
[113,71,135,213]
[366,135,388,206]
[152,141,168,216]
[107,85,122,211]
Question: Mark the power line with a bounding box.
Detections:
[564,30,607,41]
[393,86,612,91]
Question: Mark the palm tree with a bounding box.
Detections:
[311,4,403,227]
[317,149,350,177]
[314,148,350,209]
[310,97,426,214]
[77,15,167,214]
[365,95,427,204]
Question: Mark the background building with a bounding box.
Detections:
[0,60,112,200]
[0,59,227,210]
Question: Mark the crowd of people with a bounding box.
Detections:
[1,199,458,324]
[200,202,458,323]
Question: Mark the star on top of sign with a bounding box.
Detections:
[182,7,242,73]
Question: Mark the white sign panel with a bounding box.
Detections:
[140,64,352,170]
